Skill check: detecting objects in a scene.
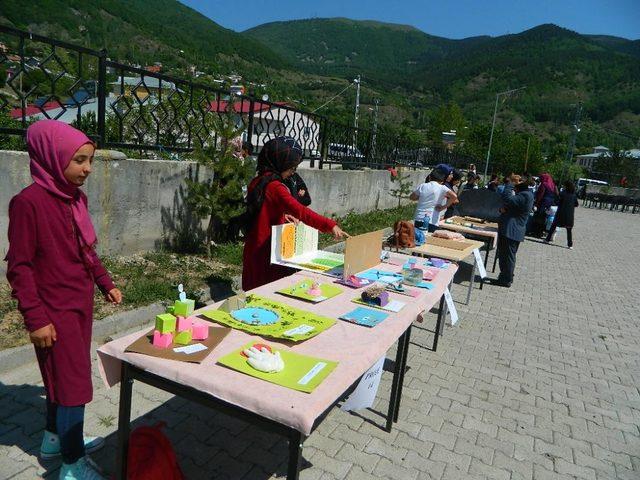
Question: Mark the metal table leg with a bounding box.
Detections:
[492,240,499,273]
[386,328,409,432]
[466,261,476,305]
[393,326,412,422]
[432,295,446,351]
[287,430,303,480]
[479,240,490,290]
[116,363,134,480]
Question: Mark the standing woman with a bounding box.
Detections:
[6,120,122,479]
[545,180,579,249]
[532,173,558,237]
[242,137,347,291]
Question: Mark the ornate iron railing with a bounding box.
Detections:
[0,25,479,170]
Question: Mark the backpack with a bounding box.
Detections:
[127,422,184,480]
[392,221,416,249]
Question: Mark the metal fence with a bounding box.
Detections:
[0,25,479,170]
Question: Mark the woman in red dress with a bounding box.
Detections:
[242,137,347,291]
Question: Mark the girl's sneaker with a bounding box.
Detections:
[40,430,105,459]
[59,456,106,480]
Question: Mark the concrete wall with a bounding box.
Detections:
[300,167,427,217]
[0,150,427,274]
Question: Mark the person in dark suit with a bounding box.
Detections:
[494,179,534,287]
[284,172,312,206]
[545,180,579,249]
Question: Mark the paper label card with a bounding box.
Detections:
[473,248,487,279]
[444,287,459,325]
[341,356,385,411]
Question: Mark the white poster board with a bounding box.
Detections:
[472,248,487,279]
[341,356,385,411]
[444,287,459,325]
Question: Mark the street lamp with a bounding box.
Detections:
[483,86,526,179]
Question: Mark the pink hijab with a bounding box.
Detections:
[26,119,98,260]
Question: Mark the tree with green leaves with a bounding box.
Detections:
[388,167,414,209]
[186,107,255,255]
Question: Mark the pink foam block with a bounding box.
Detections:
[191,322,209,341]
[152,330,173,348]
[176,316,192,332]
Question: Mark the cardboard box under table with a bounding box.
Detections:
[438,216,499,277]
[97,256,456,480]
[392,234,484,305]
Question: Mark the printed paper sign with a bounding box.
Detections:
[341,356,385,411]
[444,287,459,326]
[473,248,487,279]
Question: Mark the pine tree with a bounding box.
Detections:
[186,104,255,256]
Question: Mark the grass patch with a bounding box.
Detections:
[0,252,241,350]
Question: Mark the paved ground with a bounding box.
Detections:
[1,206,639,479]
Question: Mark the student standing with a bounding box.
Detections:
[494,179,534,287]
[545,180,579,249]
[6,120,122,479]
[242,137,347,291]
[410,167,457,232]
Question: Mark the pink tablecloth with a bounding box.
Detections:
[97,255,457,436]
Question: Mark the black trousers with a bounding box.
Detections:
[546,219,573,247]
[497,235,520,284]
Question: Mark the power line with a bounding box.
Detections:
[311,80,356,113]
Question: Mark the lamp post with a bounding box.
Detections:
[483,86,526,179]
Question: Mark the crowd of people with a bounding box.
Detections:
[410,165,578,288]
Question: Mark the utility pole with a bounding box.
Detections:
[353,75,361,149]
[524,136,531,173]
[562,103,582,181]
[371,98,379,157]
[483,86,526,180]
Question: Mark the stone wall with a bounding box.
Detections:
[0,150,427,274]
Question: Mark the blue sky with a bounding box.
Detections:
[180,0,639,39]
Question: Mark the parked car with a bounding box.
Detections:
[328,143,365,169]
[576,178,608,199]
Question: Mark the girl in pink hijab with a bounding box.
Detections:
[6,119,122,479]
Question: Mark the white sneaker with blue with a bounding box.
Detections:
[40,430,105,460]
[58,456,106,480]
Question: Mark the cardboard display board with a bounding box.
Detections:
[270,224,383,278]
[125,326,231,363]
[343,230,385,278]
[426,235,477,251]
[217,341,338,393]
[200,294,336,341]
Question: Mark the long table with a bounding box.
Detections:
[97,256,457,480]
[437,217,499,275]
[391,237,485,305]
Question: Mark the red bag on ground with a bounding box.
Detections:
[127,422,184,480]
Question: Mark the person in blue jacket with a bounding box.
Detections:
[493,178,534,287]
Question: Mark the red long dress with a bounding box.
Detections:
[242,176,336,291]
[6,184,115,406]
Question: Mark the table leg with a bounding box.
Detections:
[116,363,134,480]
[466,261,476,305]
[492,241,499,273]
[432,295,446,351]
[386,329,408,432]
[393,326,412,422]
[287,430,303,480]
[440,280,452,335]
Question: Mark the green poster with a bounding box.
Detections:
[200,294,336,341]
[277,279,344,303]
[217,342,338,393]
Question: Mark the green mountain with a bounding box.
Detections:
[247,20,640,144]
[0,0,287,74]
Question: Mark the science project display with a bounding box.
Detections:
[217,341,338,393]
[200,294,336,341]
